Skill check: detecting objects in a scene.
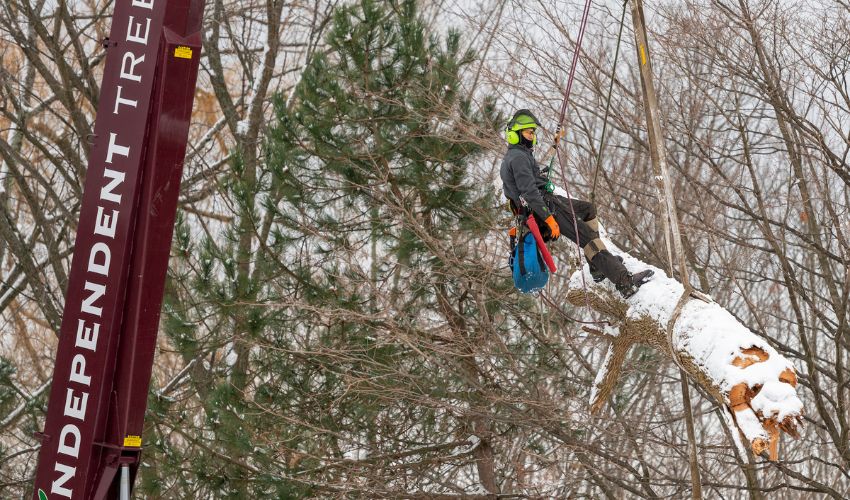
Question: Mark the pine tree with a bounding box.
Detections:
[139,0,513,496]
[259,0,510,491]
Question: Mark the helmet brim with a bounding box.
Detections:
[509,110,541,131]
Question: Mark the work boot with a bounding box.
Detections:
[616,269,655,298]
[589,255,623,282]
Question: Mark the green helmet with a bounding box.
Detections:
[505,109,540,145]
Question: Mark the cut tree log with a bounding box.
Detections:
[566,248,803,461]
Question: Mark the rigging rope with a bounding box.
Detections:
[542,0,629,318]
[590,0,629,203]
[553,0,593,136]
[544,0,594,312]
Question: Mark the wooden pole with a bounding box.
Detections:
[629,1,702,497]
[629,0,691,290]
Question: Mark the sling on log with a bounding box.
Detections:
[566,243,803,461]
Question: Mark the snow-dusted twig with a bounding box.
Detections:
[157,358,198,397]
[0,380,50,429]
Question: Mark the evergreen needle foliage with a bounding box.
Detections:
[141,1,533,496]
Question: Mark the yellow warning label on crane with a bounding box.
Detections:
[640,45,647,66]
[174,46,193,59]
[124,435,142,447]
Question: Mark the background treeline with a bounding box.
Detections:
[0,0,847,497]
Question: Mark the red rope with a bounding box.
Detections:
[554,0,593,135]
[548,0,596,314]
[554,147,594,314]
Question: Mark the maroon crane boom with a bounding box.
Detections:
[32,0,206,498]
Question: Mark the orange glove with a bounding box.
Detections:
[544,215,560,240]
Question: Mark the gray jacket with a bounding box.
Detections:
[500,144,551,220]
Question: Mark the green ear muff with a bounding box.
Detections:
[505,115,519,144]
[505,128,537,145]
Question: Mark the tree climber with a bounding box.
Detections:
[500,109,654,298]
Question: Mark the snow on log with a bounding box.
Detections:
[566,247,803,461]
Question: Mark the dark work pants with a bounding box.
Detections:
[544,194,631,286]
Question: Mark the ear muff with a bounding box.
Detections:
[505,127,537,145]
[505,115,518,144]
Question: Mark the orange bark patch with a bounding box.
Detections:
[751,437,768,457]
[729,383,750,410]
[764,419,780,460]
[742,347,768,360]
[779,415,801,438]
[750,424,779,460]
[779,368,797,387]
[732,346,769,368]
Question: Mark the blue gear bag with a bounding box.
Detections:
[511,232,549,293]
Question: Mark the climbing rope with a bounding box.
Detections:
[553,0,593,136]
[590,0,629,203]
[544,0,595,312]
[542,0,630,318]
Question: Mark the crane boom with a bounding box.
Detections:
[32,1,206,498]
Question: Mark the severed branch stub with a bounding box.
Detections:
[568,250,803,461]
